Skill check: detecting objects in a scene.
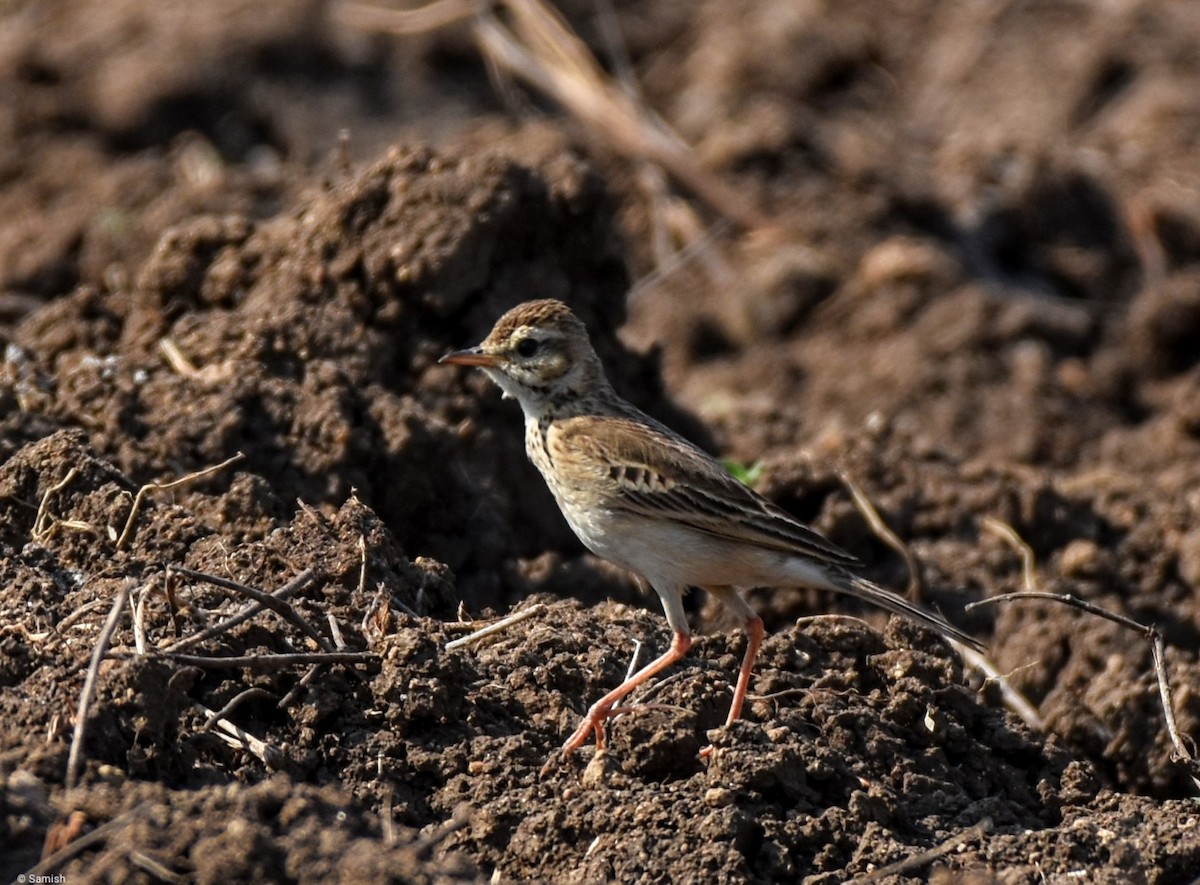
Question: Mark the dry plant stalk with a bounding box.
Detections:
[336,0,770,232]
[838,469,924,603]
[622,638,644,683]
[974,517,1200,794]
[192,700,285,768]
[116,452,244,549]
[848,818,993,884]
[958,643,1045,731]
[111,650,378,668]
[157,337,200,377]
[128,850,186,885]
[198,687,275,734]
[834,484,1046,730]
[54,597,108,635]
[443,602,547,651]
[160,568,317,653]
[277,661,326,709]
[66,579,135,790]
[32,467,80,540]
[169,565,336,654]
[980,516,1038,592]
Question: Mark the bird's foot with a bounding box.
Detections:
[539,703,614,776]
[562,704,611,756]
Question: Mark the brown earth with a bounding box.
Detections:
[2,0,1200,882]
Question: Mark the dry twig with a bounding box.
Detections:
[157,337,200,377]
[132,583,154,655]
[627,218,734,303]
[847,818,993,883]
[357,533,369,598]
[32,467,80,540]
[275,609,351,709]
[160,568,317,654]
[327,613,347,650]
[336,0,770,232]
[622,639,643,683]
[969,590,1200,792]
[192,701,285,768]
[116,453,244,550]
[54,597,108,635]
[25,803,150,879]
[381,783,396,847]
[444,602,547,651]
[277,662,325,709]
[111,650,378,669]
[66,580,134,790]
[337,0,473,33]
[169,565,334,653]
[957,644,1044,731]
[198,687,275,734]
[838,469,923,603]
[970,517,1055,728]
[129,850,187,885]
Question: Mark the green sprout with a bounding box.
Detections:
[722,459,764,488]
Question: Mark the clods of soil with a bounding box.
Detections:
[3,0,1200,882]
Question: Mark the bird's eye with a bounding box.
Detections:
[516,337,540,357]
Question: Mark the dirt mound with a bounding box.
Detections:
[13,774,483,883]
[3,0,1200,882]
[0,425,1123,880]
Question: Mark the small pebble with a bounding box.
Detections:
[581,751,610,789]
[1059,539,1100,577]
[765,725,790,743]
[704,787,734,808]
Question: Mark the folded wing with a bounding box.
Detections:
[550,414,860,568]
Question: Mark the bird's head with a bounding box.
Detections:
[440,299,609,414]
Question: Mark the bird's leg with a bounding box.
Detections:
[725,615,764,725]
[699,588,764,760]
[560,630,693,756]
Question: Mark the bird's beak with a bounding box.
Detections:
[439,346,502,368]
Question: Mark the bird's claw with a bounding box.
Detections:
[541,707,613,776]
[563,706,611,754]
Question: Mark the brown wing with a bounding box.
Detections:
[549,414,859,568]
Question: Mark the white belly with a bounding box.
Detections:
[555,494,832,592]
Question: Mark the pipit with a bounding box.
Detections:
[442,299,982,761]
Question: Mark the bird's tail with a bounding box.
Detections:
[830,570,985,653]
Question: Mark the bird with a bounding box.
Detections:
[441,298,982,761]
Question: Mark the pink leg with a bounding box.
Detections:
[725,615,764,726]
[561,631,693,756]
